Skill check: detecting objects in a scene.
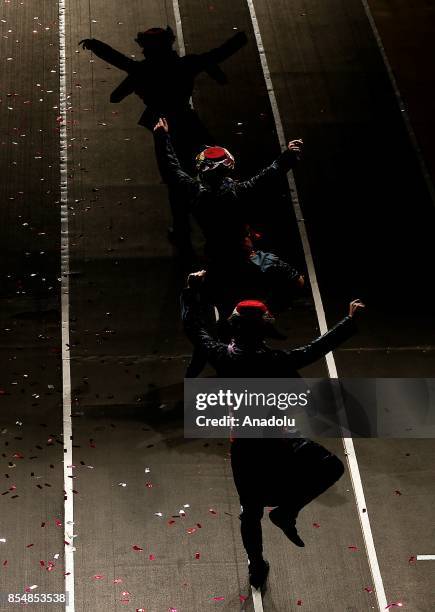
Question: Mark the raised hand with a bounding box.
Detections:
[348,299,365,318]
[153,117,169,133]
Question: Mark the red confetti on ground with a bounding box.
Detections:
[297,601,303,606]
[149,554,155,561]
[121,591,130,597]
[239,595,247,602]
[187,528,197,534]
[47,562,55,572]
[209,508,217,514]
[136,609,146,612]
[26,544,34,548]
[394,490,402,496]
[168,520,176,525]
[55,520,62,528]
[113,578,123,584]
[408,556,416,564]
[196,523,202,528]
[312,522,320,528]
[41,522,46,528]
[195,552,200,559]
[145,482,153,488]
[92,575,104,580]
[3,560,7,566]
[386,603,403,609]
[212,596,225,601]
[39,561,45,567]
[348,545,359,551]
[132,545,143,552]
[364,587,374,593]
[12,453,24,459]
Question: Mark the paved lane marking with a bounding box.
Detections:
[360,0,435,207]
[252,588,264,611]
[245,1,388,610]
[58,0,75,609]
[172,2,263,608]
[416,555,435,561]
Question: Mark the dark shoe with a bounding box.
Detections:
[249,558,269,590]
[269,508,304,547]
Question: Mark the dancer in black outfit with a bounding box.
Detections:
[181,270,364,589]
[155,116,305,376]
[79,28,247,256]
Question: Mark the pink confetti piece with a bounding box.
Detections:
[149,554,155,561]
[92,575,104,580]
[312,522,320,528]
[121,591,130,597]
[145,482,153,488]
[132,545,143,552]
[239,595,247,602]
[187,528,197,535]
[408,556,416,564]
[386,604,403,609]
[136,609,146,612]
[348,545,359,551]
[364,587,374,593]
[212,596,225,601]
[55,519,62,528]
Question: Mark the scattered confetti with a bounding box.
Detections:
[132,545,143,552]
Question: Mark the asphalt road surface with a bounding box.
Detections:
[0,1,434,611]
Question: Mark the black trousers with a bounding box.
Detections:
[231,439,345,562]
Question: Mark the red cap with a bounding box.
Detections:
[235,300,269,315]
[203,146,230,160]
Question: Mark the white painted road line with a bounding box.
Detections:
[251,588,264,611]
[416,555,435,561]
[58,0,75,610]
[360,0,435,208]
[245,1,388,610]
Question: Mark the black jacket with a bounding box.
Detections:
[84,32,247,128]
[181,287,356,377]
[155,132,299,261]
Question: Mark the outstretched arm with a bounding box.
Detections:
[153,118,200,201]
[110,75,135,102]
[192,31,248,74]
[235,139,303,197]
[287,300,365,370]
[181,272,228,365]
[79,39,135,72]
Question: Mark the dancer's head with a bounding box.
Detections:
[136,26,175,57]
[228,300,277,341]
[196,146,235,183]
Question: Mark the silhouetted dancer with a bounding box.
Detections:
[154,116,305,375]
[79,27,247,258]
[181,269,365,589]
